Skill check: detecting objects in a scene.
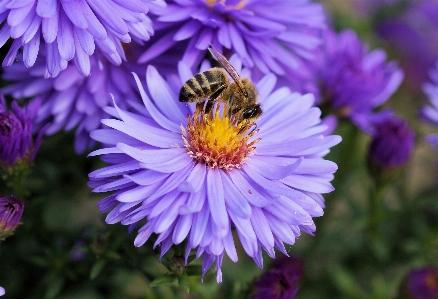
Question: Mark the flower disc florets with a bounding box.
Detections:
[183,104,259,170]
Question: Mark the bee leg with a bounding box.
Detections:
[196,101,205,111]
[228,94,234,119]
[205,100,215,113]
[248,122,258,135]
[238,121,258,135]
[210,85,227,101]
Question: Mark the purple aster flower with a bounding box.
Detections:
[309,29,403,134]
[377,0,438,89]
[251,255,303,299]
[352,0,399,16]
[406,267,438,299]
[421,62,438,149]
[0,95,45,167]
[0,195,24,239]
[367,116,415,169]
[0,286,4,296]
[88,57,341,282]
[0,0,165,77]
[1,41,181,153]
[140,0,325,79]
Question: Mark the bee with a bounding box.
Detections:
[179,46,262,124]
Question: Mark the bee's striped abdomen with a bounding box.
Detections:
[179,69,227,102]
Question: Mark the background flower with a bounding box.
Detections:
[251,255,304,299]
[307,28,403,133]
[421,61,438,149]
[376,0,438,89]
[0,0,165,77]
[88,57,340,282]
[0,40,184,153]
[406,267,438,299]
[0,195,24,239]
[141,0,325,82]
[0,95,45,167]
[367,115,414,170]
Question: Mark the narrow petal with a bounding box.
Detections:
[207,168,229,236]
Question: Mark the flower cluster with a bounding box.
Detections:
[141,0,325,80]
[0,95,45,167]
[88,59,340,282]
[309,29,403,133]
[0,0,165,77]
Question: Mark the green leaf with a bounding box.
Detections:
[44,274,64,299]
[178,274,190,293]
[186,265,203,276]
[90,260,106,280]
[149,274,178,287]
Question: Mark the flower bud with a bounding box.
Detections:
[368,116,414,170]
[0,96,44,168]
[406,267,438,299]
[0,195,24,240]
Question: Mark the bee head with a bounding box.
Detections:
[240,104,262,122]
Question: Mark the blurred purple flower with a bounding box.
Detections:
[141,0,325,79]
[0,286,4,296]
[352,0,399,16]
[251,255,303,299]
[421,62,438,149]
[368,116,414,169]
[0,0,165,77]
[0,195,24,239]
[88,57,341,283]
[1,41,180,153]
[377,0,438,89]
[0,95,45,167]
[70,240,87,262]
[310,29,403,133]
[407,267,438,299]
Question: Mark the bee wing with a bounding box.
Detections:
[208,46,247,96]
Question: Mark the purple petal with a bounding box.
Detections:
[23,29,40,67]
[7,1,34,27]
[178,163,206,193]
[220,171,252,219]
[75,27,95,55]
[250,208,275,257]
[101,119,182,148]
[133,71,181,132]
[281,174,335,193]
[179,186,206,215]
[42,10,59,43]
[36,0,57,18]
[57,9,75,60]
[248,156,303,180]
[189,199,209,248]
[86,0,128,35]
[228,170,271,207]
[223,229,238,262]
[172,213,193,245]
[207,168,229,237]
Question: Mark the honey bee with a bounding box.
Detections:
[179,46,262,124]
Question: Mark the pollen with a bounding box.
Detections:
[182,103,260,171]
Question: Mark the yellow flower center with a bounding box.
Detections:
[182,103,260,170]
